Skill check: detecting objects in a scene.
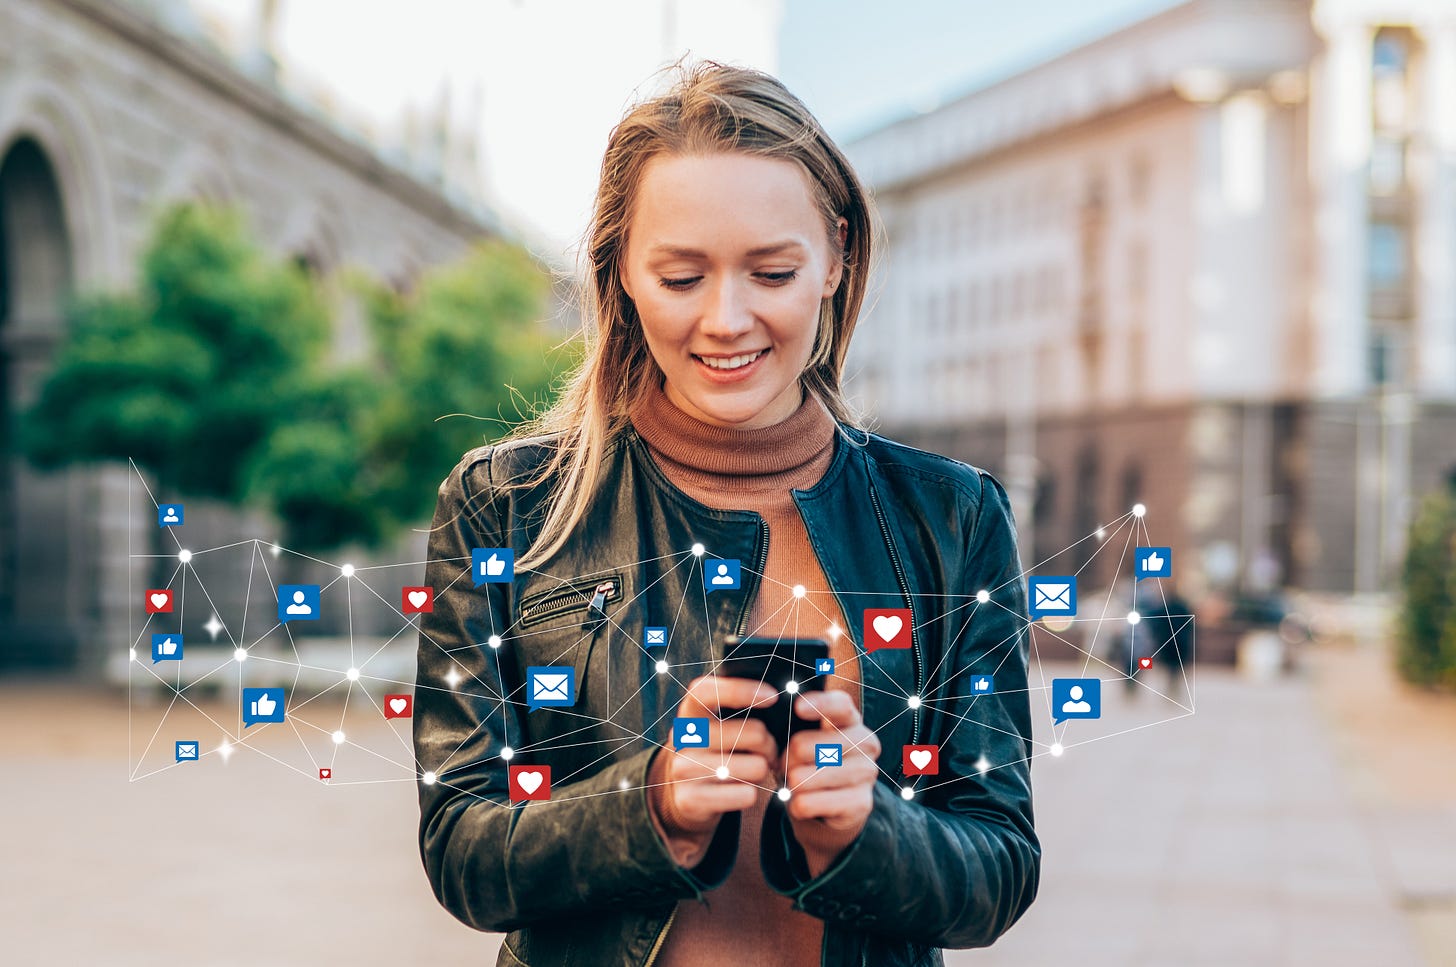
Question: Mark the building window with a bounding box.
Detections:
[1368,219,1409,294]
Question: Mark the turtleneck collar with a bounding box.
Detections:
[628,377,838,479]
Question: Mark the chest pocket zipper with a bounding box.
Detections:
[517,574,623,628]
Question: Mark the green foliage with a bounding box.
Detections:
[1397,484,1456,689]
[21,201,565,553]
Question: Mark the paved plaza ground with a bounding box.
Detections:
[1,644,1451,965]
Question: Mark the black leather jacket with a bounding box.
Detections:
[414,420,1040,967]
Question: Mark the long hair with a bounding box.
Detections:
[504,58,880,573]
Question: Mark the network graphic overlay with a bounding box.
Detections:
[125,461,1195,813]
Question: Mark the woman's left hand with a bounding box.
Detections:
[779,690,882,877]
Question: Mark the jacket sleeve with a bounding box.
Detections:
[413,451,739,932]
[761,469,1041,947]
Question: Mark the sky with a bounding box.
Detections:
[189,0,1184,254]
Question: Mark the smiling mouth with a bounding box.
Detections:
[692,349,768,371]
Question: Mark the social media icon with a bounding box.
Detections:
[815,658,835,676]
[903,744,940,776]
[525,666,575,711]
[509,764,552,802]
[384,694,413,719]
[158,504,184,527]
[1138,657,1153,671]
[704,559,740,593]
[472,548,514,586]
[242,687,286,727]
[319,768,332,781]
[970,674,995,694]
[815,744,843,768]
[278,585,320,623]
[644,627,668,647]
[175,740,199,762]
[145,589,173,614]
[864,608,913,653]
[1028,576,1077,619]
[673,717,709,749]
[1136,547,1172,580]
[151,634,184,663]
[402,586,434,613]
[1051,678,1101,724]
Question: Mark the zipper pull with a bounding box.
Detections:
[583,580,614,632]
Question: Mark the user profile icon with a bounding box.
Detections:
[277,585,320,623]
[703,559,740,593]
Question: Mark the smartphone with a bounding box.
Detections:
[714,636,830,752]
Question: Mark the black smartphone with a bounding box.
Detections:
[714,636,830,752]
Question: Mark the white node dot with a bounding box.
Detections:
[907,695,921,710]
[346,668,359,681]
[487,635,502,649]
[1050,743,1064,757]
[785,680,800,694]
[341,563,355,577]
[129,648,137,662]
[270,543,282,557]
[1133,503,1146,518]
[444,668,462,688]
[178,549,192,564]
[233,648,247,662]
[332,730,346,745]
[716,765,730,780]
[218,741,234,761]
[1127,611,1142,625]
[792,584,806,598]
[691,543,705,556]
[777,787,791,802]
[976,589,990,604]
[900,787,915,801]
[828,624,842,638]
[655,660,670,675]
[1095,528,1107,540]
[422,771,437,786]
[975,756,991,775]
[618,778,631,790]
[500,746,514,761]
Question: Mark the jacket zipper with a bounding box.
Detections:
[518,575,621,627]
[867,479,923,748]
[643,907,677,967]
[733,519,771,638]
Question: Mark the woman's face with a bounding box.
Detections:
[619,152,847,430]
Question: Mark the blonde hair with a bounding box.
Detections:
[505,59,880,573]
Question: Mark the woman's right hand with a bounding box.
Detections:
[648,675,780,859]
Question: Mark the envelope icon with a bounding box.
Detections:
[1032,581,1075,614]
[815,745,842,767]
[645,627,666,646]
[532,674,570,701]
[176,743,198,759]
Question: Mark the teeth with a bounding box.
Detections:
[698,350,764,371]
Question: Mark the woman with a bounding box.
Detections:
[413,60,1039,967]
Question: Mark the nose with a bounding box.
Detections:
[699,274,754,339]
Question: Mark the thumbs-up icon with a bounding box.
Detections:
[242,687,285,726]
[1135,547,1172,580]
[151,633,183,663]
[472,548,514,586]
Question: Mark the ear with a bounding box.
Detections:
[824,216,848,296]
[619,259,634,301]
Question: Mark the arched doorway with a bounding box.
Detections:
[0,137,78,668]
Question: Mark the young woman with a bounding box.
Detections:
[413,61,1040,967]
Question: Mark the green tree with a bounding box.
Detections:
[22,201,563,555]
[1397,483,1456,689]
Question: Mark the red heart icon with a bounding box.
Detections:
[1138,657,1153,670]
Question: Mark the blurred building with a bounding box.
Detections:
[0,0,500,672]
[844,0,1456,597]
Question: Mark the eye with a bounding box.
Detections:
[657,276,701,291]
[758,270,799,285]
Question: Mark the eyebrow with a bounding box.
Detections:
[645,240,808,259]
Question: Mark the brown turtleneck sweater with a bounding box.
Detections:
[630,378,862,967]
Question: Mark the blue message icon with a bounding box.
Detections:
[1051,678,1101,725]
[175,740,199,762]
[525,666,575,711]
[969,673,995,695]
[151,633,184,663]
[278,585,320,623]
[242,687,286,727]
[472,547,514,586]
[814,743,843,767]
[704,559,740,593]
[644,627,668,648]
[158,504,184,527]
[1028,576,1077,619]
[673,717,710,749]
[814,658,835,676]
[1135,546,1172,580]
